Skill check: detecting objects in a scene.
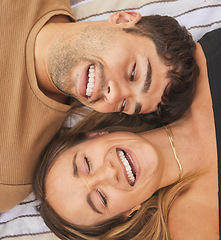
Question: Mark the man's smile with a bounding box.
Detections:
[86,64,95,97]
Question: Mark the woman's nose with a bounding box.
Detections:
[88,161,118,187]
[104,80,131,104]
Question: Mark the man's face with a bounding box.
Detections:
[48,14,170,114]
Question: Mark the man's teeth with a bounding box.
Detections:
[86,65,95,97]
[118,150,135,185]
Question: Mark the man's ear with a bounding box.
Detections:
[108,11,141,27]
[123,204,141,218]
[86,131,109,139]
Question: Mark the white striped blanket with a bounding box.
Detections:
[1,0,221,239]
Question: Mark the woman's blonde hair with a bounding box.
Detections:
[33,111,199,240]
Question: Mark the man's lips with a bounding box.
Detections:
[78,64,90,98]
[116,148,139,186]
[78,64,97,99]
[86,65,95,97]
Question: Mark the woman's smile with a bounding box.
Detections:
[116,148,138,186]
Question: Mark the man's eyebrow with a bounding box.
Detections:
[133,102,142,115]
[86,194,102,214]
[142,60,152,93]
[72,153,79,177]
[132,61,152,114]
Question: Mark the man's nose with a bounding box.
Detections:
[88,161,118,188]
[104,80,131,104]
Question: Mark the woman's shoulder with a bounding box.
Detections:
[168,171,219,240]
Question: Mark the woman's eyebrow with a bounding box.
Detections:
[86,194,102,214]
[73,153,79,177]
[72,154,102,214]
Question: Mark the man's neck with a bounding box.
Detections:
[34,15,71,103]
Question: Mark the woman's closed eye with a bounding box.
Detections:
[130,63,136,82]
[96,189,107,208]
[84,156,91,174]
[89,189,108,214]
[83,157,107,209]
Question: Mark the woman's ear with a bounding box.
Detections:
[86,131,109,139]
[123,204,141,218]
[108,11,141,27]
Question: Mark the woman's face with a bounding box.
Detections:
[45,131,165,226]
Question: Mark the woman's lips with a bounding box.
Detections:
[116,148,140,186]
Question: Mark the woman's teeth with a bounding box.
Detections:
[118,150,135,185]
[86,65,95,97]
